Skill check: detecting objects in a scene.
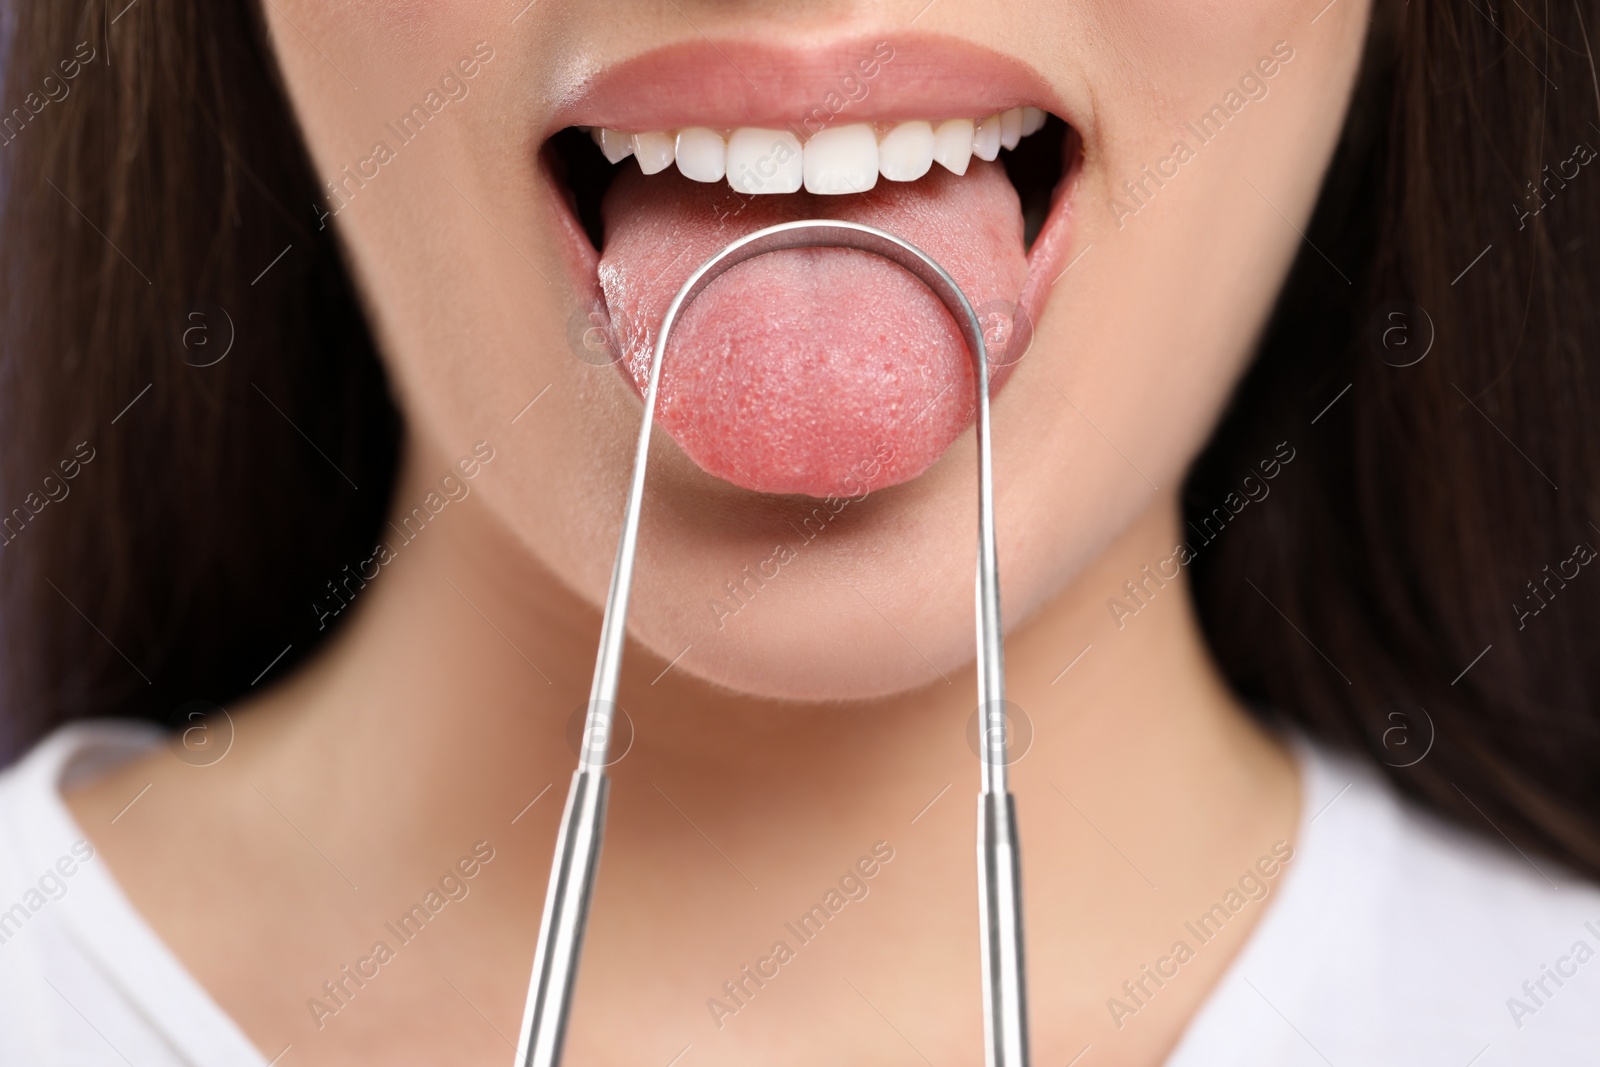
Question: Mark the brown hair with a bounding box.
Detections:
[0,0,397,755]
[1192,2,1600,876]
[3,2,1598,880]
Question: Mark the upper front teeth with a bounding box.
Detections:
[931,119,974,176]
[631,130,675,175]
[594,127,634,165]
[804,123,881,194]
[728,128,802,193]
[586,107,1047,195]
[674,127,727,183]
[878,120,934,183]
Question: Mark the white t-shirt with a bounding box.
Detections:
[1,721,1597,1065]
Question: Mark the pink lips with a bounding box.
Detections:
[548,35,1077,498]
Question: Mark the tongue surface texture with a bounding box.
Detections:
[598,161,1027,498]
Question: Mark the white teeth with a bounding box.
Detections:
[595,127,634,164]
[932,118,974,176]
[675,127,726,183]
[726,128,803,194]
[877,120,934,182]
[803,123,878,195]
[972,115,1002,161]
[999,108,1024,151]
[631,131,675,175]
[589,110,1052,192]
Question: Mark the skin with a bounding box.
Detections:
[68,1,1371,1064]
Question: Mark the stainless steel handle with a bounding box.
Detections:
[513,770,608,1067]
[514,219,1029,1066]
[979,791,1029,1067]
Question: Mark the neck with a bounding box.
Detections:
[235,442,1298,1060]
[262,439,1267,821]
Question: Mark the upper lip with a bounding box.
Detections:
[546,33,1071,137]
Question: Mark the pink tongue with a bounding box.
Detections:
[598,162,1026,498]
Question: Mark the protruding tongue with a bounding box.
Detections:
[597,162,1027,498]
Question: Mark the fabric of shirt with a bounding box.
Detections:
[1,720,1597,1065]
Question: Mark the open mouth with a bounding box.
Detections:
[540,35,1083,498]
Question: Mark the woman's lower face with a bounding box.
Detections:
[38,5,1383,1064]
[266,1,1367,696]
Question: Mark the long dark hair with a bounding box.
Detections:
[0,0,398,754]
[4,2,1598,878]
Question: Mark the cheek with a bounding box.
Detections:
[264,0,569,492]
[1053,0,1370,490]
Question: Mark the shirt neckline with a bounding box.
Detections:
[1160,731,1397,1064]
[4,721,271,1066]
[11,719,1376,1067]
